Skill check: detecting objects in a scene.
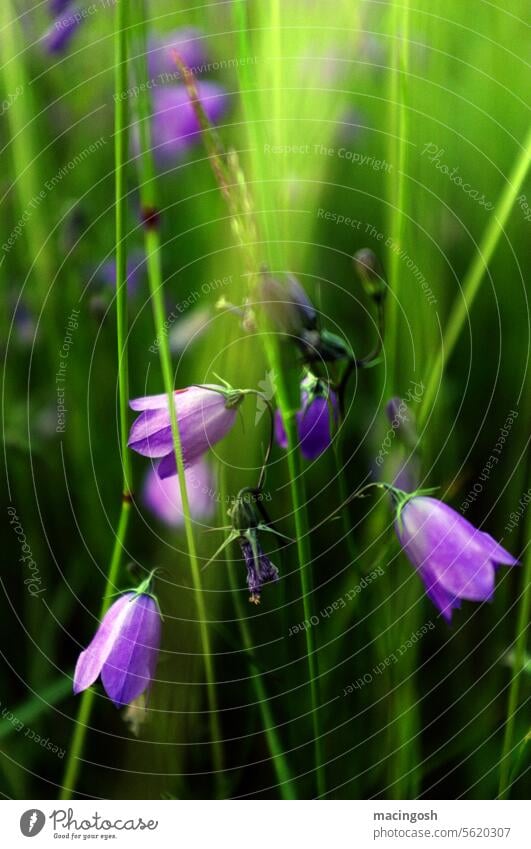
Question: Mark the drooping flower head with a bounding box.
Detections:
[275,374,338,460]
[391,489,518,622]
[228,490,281,603]
[128,384,243,479]
[207,489,287,603]
[143,458,215,526]
[73,577,162,707]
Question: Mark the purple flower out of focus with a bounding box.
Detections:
[149,83,229,161]
[73,591,161,707]
[98,249,146,296]
[128,384,243,478]
[147,28,207,80]
[49,0,73,14]
[43,8,83,54]
[275,375,338,460]
[143,458,215,526]
[395,495,518,622]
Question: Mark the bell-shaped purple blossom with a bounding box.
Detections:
[143,458,215,526]
[128,384,242,478]
[147,28,208,80]
[239,539,279,604]
[275,376,338,460]
[149,83,229,161]
[395,495,518,622]
[73,592,161,707]
[43,9,83,54]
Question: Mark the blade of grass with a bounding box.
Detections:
[418,124,531,430]
[60,0,132,800]
[131,0,224,790]
[218,469,298,799]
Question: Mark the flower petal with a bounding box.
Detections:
[73,594,134,695]
[101,595,161,708]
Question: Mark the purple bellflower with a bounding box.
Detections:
[143,458,215,526]
[43,9,83,54]
[147,28,207,80]
[73,581,162,708]
[128,384,243,479]
[149,83,229,161]
[391,489,518,622]
[275,374,338,460]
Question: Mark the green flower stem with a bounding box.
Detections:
[498,529,531,798]
[219,471,297,799]
[385,0,410,395]
[60,0,132,800]
[131,1,223,787]
[418,124,531,430]
[283,415,325,798]
[498,386,531,798]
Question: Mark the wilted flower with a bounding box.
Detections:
[43,9,83,54]
[148,83,229,161]
[394,492,518,622]
[275,374,338,460]
[143,458,215,526]
[73,588,162,707]
[380,397,421,492]
[147,28,207,80]
[207,488,286,603]
[128,384,243,478]
[239,538,279,603]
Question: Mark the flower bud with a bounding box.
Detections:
[353,248,387,303]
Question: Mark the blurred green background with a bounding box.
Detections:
[1,0,529,799]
